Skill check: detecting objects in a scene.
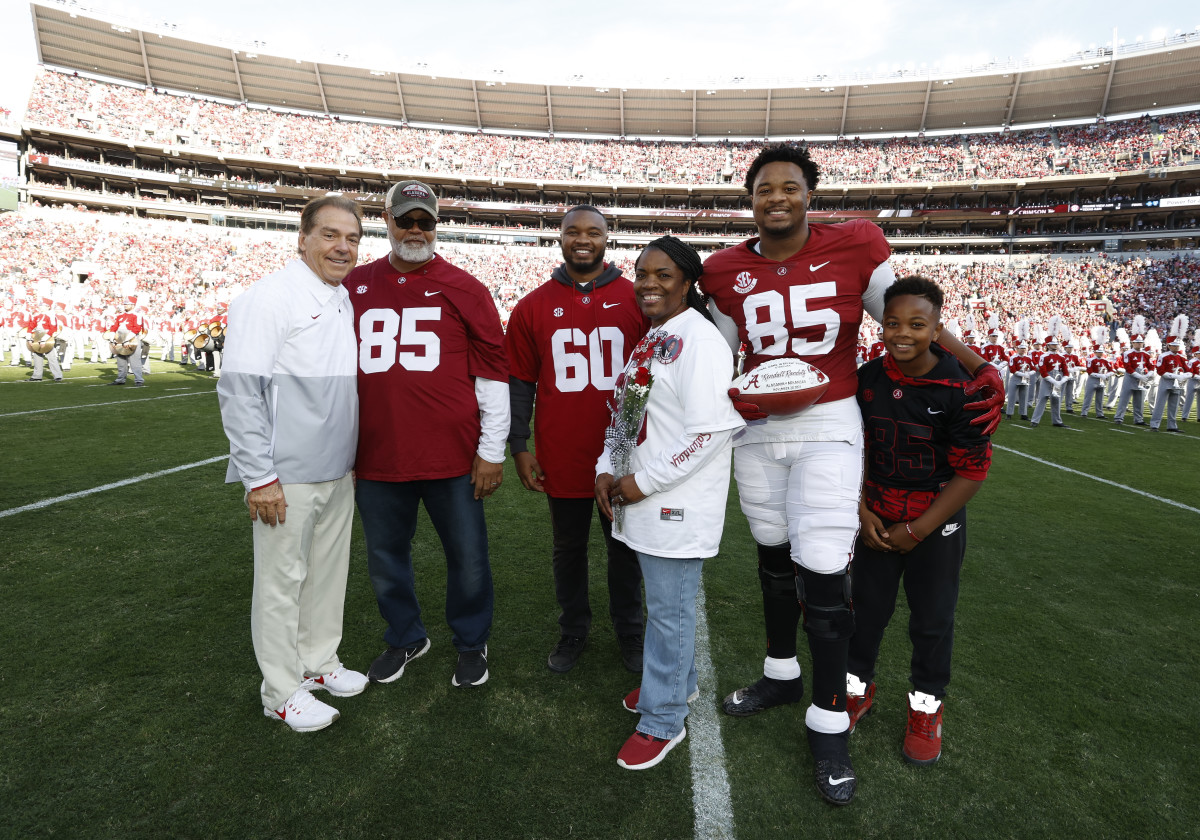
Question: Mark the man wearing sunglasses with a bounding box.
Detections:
[346,180,510,690]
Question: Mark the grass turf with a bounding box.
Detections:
[1,361,1197,839]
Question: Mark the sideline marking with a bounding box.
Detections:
[0,390,212,418]
[993,444,1200,515]
[0,455,229,520]
[1,375,102,384]
[691,582,735,840]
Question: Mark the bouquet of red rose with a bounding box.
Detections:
[604,328,666,530]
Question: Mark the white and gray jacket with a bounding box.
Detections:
[217,259,358,491]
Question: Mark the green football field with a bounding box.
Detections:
[1,359,1197,840]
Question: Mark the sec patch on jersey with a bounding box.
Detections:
[731,358,830,415]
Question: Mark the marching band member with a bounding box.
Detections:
[106,295,148,387]
[1062,338,1084,414]
[156,311,177,364]
[1149,322,1189,433]
[1030,326,1069,428]
[981,327,1008,383]
[23,296,63,383]
[1182,335,1200,422]
[9,293,33,367]
[867,326,886,361]
[1105,342,1125,410]
[1079,328,1114,419]
[1005,320,1035,420]
[1113,318,1152,426]
[1,299,15,366]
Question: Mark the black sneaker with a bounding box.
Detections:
[722,674,804,717]
[808,727,856,806]
[453,646,488,687]
[368,638,431,684]
[548,635,586,673]
[617,634,644,673]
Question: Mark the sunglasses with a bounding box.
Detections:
[392,214,437,231]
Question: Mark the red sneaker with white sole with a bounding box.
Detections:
[903,693,943,765]
[617,728,686,770]
[847,681,875,733]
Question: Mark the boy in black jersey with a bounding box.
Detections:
[845,276,992,766]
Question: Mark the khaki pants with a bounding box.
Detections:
[251,472,354,710]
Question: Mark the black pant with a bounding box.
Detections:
[547,496,644,638]
[847,507,967,698]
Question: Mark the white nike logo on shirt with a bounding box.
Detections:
[927,408,944,415]
[810,261,831,272]
[603,302,620,309]
[425,290,442,297]
[941,523,961,536]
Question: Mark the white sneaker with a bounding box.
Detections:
[264,687,339,732]
[305,666,368,697]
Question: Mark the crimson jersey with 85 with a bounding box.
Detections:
[346,254,509,482]
[701,219,891,405]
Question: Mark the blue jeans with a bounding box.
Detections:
[634,551,702,740]
[356,475,492,652]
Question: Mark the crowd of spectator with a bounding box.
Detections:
[4,206,1196,348]
[22,70,1200,188]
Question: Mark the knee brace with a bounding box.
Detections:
[797,566,854,641]
[758,542,798,602]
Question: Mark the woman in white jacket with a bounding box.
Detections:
[595,236,744,770]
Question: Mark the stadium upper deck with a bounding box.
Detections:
[20,0,1200,137]
[6,2,1200,255]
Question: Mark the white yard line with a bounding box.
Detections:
[0,455,229,520]
[691,581,735,840]
[0,390,212,418]
[993,444,1200,515]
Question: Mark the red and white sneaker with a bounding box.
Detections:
[305,666,369,697]
[903,691,943,765]
[623,686,700,713]
[846,676,875,734]
[264,687,339,732]
[617,728,687,770]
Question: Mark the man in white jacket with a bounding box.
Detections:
[217,196,368,732]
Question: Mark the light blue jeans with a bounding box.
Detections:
[634,551,702,740]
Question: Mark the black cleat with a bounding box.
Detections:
[722,675,803,717]
[808,727,856,806]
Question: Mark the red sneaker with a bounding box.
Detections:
[616,728,686,770]
[903,694,943,765]
[623,686,699,713]
[847,681,875,734]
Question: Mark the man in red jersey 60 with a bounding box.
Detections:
[506,205,648,674]
[347,180,510,690]
[701,143,1002,806]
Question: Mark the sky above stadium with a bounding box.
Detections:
[2,0,1198,115]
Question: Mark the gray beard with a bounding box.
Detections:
[388,229,435,264]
